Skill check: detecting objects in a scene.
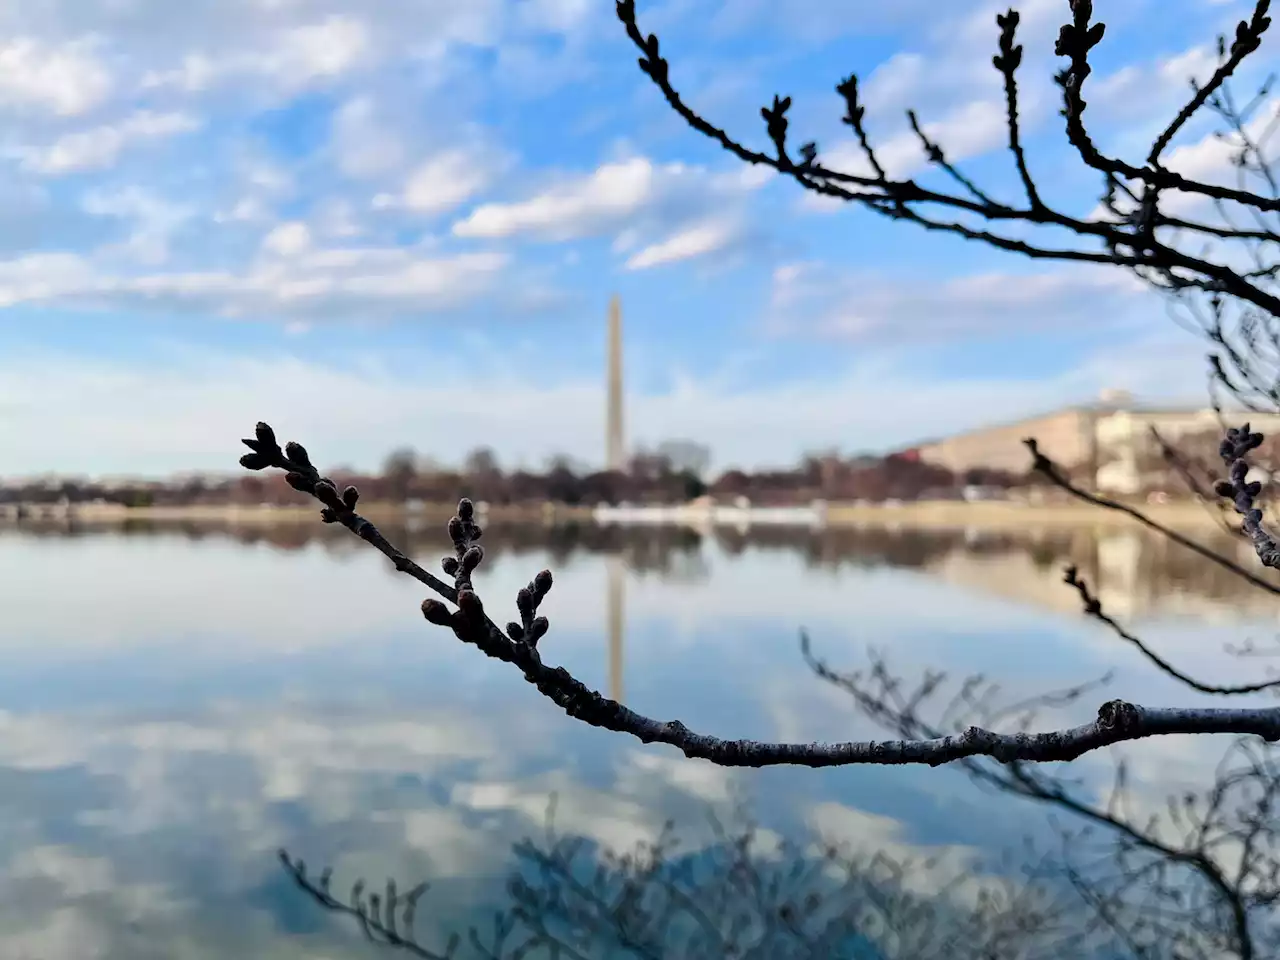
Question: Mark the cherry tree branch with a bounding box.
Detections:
[615,0,1280,323]
[238,420,1280,768]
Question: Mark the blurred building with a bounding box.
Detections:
[905,389,1280,494]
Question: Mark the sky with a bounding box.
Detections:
[0,0,1267,478]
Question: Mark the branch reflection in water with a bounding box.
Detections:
[282,795,1089,960]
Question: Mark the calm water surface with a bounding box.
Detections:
[0,520,1277,957]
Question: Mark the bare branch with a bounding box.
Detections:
[993,8,1043,210]
[1061,563,1280,695]
[1148,2,1273,165]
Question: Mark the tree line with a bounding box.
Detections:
[0,444,1070,510]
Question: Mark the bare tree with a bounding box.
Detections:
[464,448,502,480]
[383,448,419,504]
[654,440,712,481]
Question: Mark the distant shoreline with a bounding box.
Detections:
[0,498,1235,530]
[3,501,595,526]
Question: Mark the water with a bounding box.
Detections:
[0,519,1277,958]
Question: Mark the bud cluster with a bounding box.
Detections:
[421,499,555,652]
[238,420,361,525]
[1216,424,1280,569]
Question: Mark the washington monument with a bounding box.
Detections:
[606,294,626,472]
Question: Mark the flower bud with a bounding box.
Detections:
[533,569,553,596]
[421,599,453,626]
[255,422,277,448]
[314,480,342,510]
[457,589,484,619]
[284,441,311,466]
[447,516,465,544]
[528,616,549,644]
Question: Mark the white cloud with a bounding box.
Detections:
[312,198,364,239]
[516,0,595,33]
[453,157,661,240]
[1164,101,1278,183]
[260,221,312,257]
[0,243,508,319]
[0,38,112,116]
[139,52,220,93]
[329,96,406,179]
[19,110,200,175]
[138,15,373,96]
[1156,45,1220,89]
[0,254,99,308]
[110,0,589,111]
[331,96,507,220]
[401,150,494,215]
[212,155,295,225]
[140,16,371,93]
[451,154,767,263]
[81,187,195,265]
[625,218,737,269]
[861,52,929,111]
[270,16,370,84]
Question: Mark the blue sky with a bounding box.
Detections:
[0,0,1265,477]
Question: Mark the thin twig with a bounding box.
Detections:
[1061,563,1280,695]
